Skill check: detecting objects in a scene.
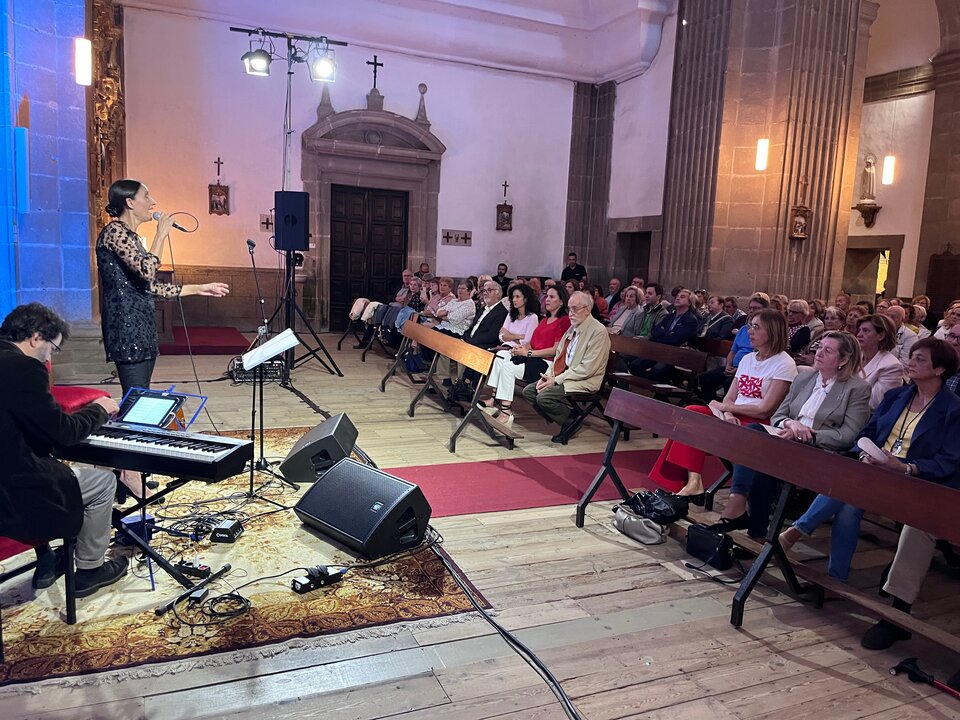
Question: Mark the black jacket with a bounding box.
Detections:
[0,341,108,541]
[464,302,509,349]
[650,309,699,347]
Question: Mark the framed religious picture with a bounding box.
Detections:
[789,204,810,240]
[208,183,229,216]
[496,203,512,231]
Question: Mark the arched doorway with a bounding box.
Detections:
[300,93,446,329]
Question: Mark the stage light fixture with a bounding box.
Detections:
[307,45,336,83]
[242,47,272,76]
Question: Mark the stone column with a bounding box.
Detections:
[914,51,960,296]
[661,0,877,300]
[563,81,615,284]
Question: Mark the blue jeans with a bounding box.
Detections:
[793,494,864,581]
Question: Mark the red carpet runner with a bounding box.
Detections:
[384,449,665,518]
[159,326,249,355]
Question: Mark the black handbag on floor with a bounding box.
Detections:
[623,490,684,525]
[685,523,734,571]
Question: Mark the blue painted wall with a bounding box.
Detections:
[7,0,92,321]
[0,0,17,319]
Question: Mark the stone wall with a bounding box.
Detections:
[12,0,93,321]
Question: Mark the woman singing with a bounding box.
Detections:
[97,180,230,398]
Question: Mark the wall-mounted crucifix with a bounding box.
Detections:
[366,54,384,89]
[214,156,224,177]
[497,180,512,232]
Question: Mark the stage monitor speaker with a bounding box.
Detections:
[280,412,358,483]
[274,190,309,251]
[294,458,432,558]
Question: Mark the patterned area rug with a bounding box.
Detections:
[0,429,483,686]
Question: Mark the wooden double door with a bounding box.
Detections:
[329,185,409,332]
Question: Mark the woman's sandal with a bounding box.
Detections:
[494,409,514,427]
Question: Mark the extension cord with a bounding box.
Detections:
[291,566,346,594]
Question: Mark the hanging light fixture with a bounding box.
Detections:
[307,40,336,83]
[242,35,272,76]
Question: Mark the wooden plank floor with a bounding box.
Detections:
[4,337,960,719]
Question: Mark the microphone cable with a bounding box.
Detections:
[165,220,223,436]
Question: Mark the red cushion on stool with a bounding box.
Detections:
[52,386,111,413]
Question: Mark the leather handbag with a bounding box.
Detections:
[612,506,667,545]
[623,490,684,525]
[685,523,734,571]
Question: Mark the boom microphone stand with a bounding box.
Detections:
[246,239,299,499]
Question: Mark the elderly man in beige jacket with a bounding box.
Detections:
[522,291,611,442]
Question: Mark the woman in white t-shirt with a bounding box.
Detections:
[648,309,798,500]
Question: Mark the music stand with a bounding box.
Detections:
[242,329,302,499]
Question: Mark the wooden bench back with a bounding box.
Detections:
[604,387,960,544]
[695,337,733,359]
[608,334,709,372]
[401,320,494,375]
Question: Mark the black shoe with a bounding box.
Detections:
[32,545,66,589]
[74,557,129,598]
[551,433,568,445]
[861,620,911,650]
[708,513,750,533]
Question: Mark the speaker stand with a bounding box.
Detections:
[265,250,343,384]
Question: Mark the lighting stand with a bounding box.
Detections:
[246,240,299,501]
[265,249,342,384]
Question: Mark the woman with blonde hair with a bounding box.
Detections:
[710,331,870,536]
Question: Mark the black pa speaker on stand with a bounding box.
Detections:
[274,190,309,251]
[280,412,358,483]
[294,458,432,559]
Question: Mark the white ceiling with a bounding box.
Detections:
[118,0,677,83]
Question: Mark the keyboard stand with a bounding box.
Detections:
[112,477,223,590]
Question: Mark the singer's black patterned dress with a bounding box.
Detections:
[96,220,180,365]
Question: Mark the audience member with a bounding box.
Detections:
[607,286,643,336]
[942,321,960,396]
[560,252,587,283]
[590,285,609,320]
[700,295,734,340]
[886,305,918,365]
[724,296,747,336]
[604,278,623,311]
[479,286,570,422]
[835,291,851,314]
[845,304,868,334]
[798,305,845,366]
[522,291,609,442]
[628,288,699,382]
[355,269,414,348]
[650,308,797,499]
[786,299,813,356]
[636,283,668,338]
[493,263,511,294]
[709,332,870,538]
[698,294,770,401]
[781,339,960,585]
[933,301,960,340]
[856,313,903,410]
[414,262,430,279]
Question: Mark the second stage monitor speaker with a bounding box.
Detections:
[274,190,309,251]
[280,412,358,483]
[294,458,432,559]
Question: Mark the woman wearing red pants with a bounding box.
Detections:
[649,308,798,500]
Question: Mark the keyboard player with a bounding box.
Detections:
[0,303,129,597]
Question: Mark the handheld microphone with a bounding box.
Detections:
[152,211,188,232]
[246,239,256,250]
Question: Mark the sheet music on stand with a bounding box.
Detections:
[242,328,301,370]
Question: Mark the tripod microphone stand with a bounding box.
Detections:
[245,239,300,502]
[266,248,343,382]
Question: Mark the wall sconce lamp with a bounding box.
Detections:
[755,138,769,171]
[881,155,895,185]
[74,38,92,86]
